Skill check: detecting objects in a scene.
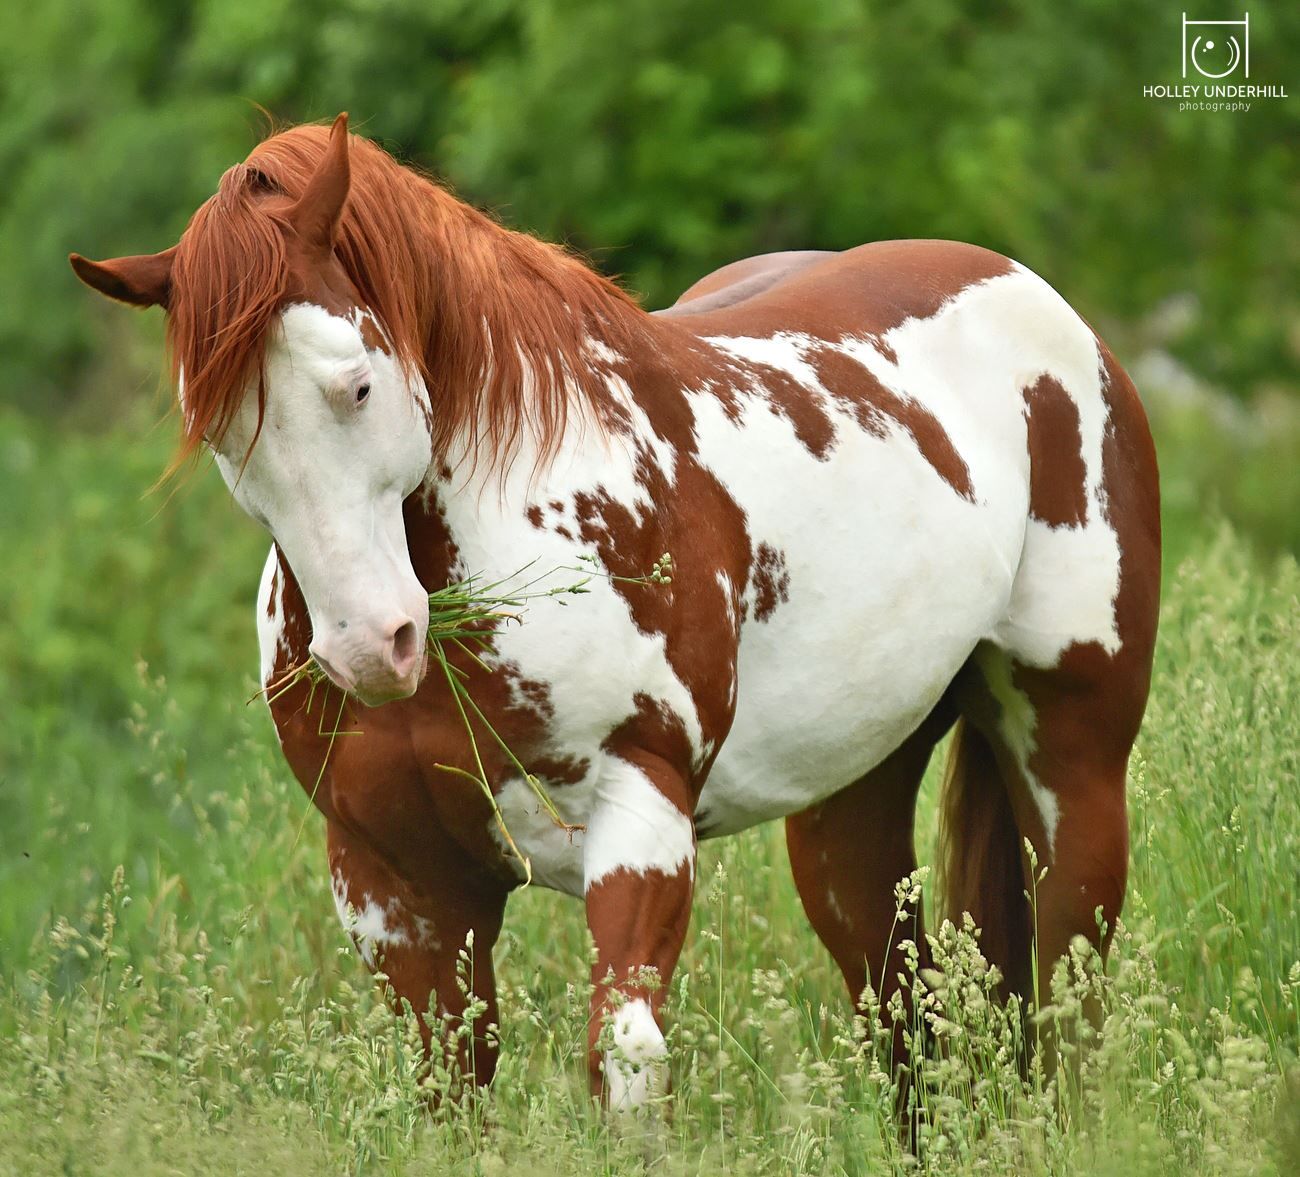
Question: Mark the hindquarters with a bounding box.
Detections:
[940,342,1160,1010]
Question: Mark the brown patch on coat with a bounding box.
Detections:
[564,399,752,784]
[265,559,279,618]
[525,754,592,787]
[664,240,1015,344]
[751,543,790,622]
[868,335,898,365]
[804,342,975,500]
[601,693,696,773]
[661,250,837,316]
[1022,375,1088,527]
[328,811,508,1086]
[697,343,837,459]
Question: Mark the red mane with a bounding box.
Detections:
[166,123,651,468]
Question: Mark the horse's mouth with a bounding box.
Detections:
[350,649,427,708]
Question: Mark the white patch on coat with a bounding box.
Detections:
[584,337,625,366]
[584,759,695,891]
[825,885,853,932]
[255,544,288,689]
[1001,518,1122,667]
[974,644,1059,853]
[690,267,1122,835]
[716,569,740,637]
[492,773,591,896]
[489,751,695,900]
[604,998,668,1114]
[331,868,437,968]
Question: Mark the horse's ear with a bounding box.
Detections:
[69,247,175,309]
[288,112,351,260]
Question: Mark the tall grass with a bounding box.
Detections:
[0,406,1296,1173]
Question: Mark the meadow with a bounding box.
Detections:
[0,386,1297,1175]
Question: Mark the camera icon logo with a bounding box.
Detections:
[1182,13,1250,79]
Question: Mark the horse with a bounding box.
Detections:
[70,113,1160,1112]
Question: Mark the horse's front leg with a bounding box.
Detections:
[327,819,508,1088]
[583,749,697,1113]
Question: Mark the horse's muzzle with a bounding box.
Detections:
[311,615,427,706]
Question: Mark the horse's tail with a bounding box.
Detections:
[938,718,1032,998]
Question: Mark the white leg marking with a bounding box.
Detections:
[583,759,695,891]
[605,998,668,1114]
[976,647,1059,854]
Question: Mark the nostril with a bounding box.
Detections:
[389,620,420,677]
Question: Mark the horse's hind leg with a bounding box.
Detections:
[949,340,1161,1017]
[785,697,956,1069]
[954,643,1143,1016]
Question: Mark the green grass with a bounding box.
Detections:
[0,404,1297,1174]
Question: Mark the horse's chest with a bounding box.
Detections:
[493,774,595,896]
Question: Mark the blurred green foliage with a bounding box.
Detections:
[2,0,1297,415]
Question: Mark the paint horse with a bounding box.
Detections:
[71,114,1159,1111]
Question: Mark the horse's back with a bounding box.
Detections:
[656,250,837,317]
[661,239,1018,336]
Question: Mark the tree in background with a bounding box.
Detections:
[3,0,1296,414]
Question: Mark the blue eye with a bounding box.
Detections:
[355,383,371,404]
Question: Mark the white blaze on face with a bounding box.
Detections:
[211,304,433,705]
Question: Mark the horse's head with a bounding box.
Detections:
[70,114,432,706]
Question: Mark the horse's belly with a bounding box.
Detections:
[695,561,1011,836]
[697,618,970,838]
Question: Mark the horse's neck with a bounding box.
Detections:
[404,187,695,474]
[414,337,678,569]
[403,483,467,591]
